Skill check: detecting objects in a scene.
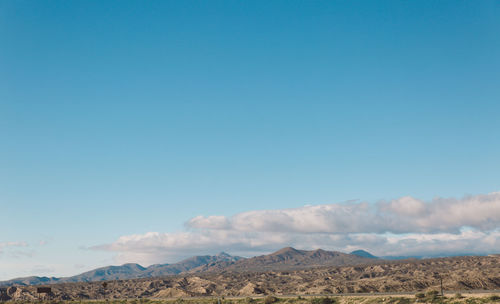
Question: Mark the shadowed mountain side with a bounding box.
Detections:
[0,276,61,287]
[143,252,242,277]
[350,249,378,259]
[64,263,147,282]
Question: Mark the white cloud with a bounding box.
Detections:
[188,215,230,230]
[94,192,500,265]
[190,192,500,234]
[188,201,381,234]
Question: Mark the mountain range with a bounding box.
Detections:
[0,248,378,287]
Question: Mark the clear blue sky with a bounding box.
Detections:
[1,1,499,280]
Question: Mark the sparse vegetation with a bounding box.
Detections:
[310,297,336,304]
[415,292,425,299]
[5,294,500,304]
[488,294,500,302]
[3,256,499,302]
[426,290,440,297]
[264,296,279,304]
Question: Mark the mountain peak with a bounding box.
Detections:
[350,249,378,259]
[271,247,303,256]
[312,248,327,254]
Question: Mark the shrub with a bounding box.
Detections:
[415,292,425,299]
[264,296,278,304]
[454,293,464,299]
[311,297,336,304]
[488,294,500,302]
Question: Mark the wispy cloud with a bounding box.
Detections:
[93,192,500,265]
[0,241,28,253]
[0,241,28,248]
[31,265,56,275]
[0,241,33,258]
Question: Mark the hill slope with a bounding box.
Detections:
[0,248,376,287]
[230,247,375,270]
[2,255,499,300]
[189,247,377,273]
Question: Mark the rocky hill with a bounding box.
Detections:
[1,255,499,301]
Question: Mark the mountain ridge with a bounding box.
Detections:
[0,247,377,287]
[211,247,375,272]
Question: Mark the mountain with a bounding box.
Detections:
[0,276,61,287]
[0,252,240,287]
[0,248,376,287]
[350,249,378,259]
[143,252,242,277]
[3,255,500,300]
[193,247,378,273]
[64,263,147,282]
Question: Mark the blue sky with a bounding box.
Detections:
[1,1,499,280]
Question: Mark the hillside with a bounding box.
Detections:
[1,255,499,301]
[215,247,376,272]
[0,248,374,287]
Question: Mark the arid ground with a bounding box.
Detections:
[1,255,499,302]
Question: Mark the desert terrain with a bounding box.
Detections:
[1,253,499,302]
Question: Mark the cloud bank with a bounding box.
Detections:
[95,192,500,265]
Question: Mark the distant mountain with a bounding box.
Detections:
[380,255,422,260]
[0,276,61,287]
[195,247,378,273]
[0,252,241,287]
[350,249,378,259]
[143,252,242,277]
[0,248,377,287]
[64,263,147,282]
